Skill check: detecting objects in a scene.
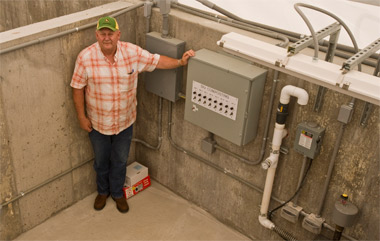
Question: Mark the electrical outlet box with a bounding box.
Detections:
[145,32,185,102]
[302,213,325,234]
[294,121,325,159]
[184,49,267,146]
[281,202,303,223]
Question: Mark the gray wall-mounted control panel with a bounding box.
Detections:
[145,32,185,102]
[184,49,267,146]
[294,121,325,159]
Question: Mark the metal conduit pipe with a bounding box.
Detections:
[294,3,362,71]
[158,0,170,38]
[316,98,355,216]
[132,97,163,150]
[0,158,94,208]
[0,3,145,55]
[171,2,289,47]
[167,101,283,204]
[292,155,309,205]
[317,124,345,216]
[212,71,279,165]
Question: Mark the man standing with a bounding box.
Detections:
[71,16,194,213]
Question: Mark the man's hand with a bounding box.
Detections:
[72,87,93,132]
[156,49,196,69]
[178,49,196,66]
[78,116,93,132]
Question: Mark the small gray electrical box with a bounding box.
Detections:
[145,32,185,102]
[184,49,267,146]
[294,122,325,159]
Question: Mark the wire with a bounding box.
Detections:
[268,157,313,220]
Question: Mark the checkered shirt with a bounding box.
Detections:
[71,41,160,135]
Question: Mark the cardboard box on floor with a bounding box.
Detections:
[125,162,148,186]
[123,176,151,199]
[123,162,150,199]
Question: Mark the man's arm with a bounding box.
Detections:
[72,87,92,132]
[156,49,195,69]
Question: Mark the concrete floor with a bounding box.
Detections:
[15,180,251,240]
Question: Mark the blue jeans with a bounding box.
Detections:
[89,125,133,198]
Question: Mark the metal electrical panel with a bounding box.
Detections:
[184,49,267,146]
[145,32,185,102]
[294,121,325,159]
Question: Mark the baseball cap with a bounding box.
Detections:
[96,16,119,31]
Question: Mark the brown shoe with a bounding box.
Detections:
[94,194,109,211]
[112,196,129,213]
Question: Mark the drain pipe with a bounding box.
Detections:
[259,85,309,231]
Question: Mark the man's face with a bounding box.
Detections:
[95,28,120,54]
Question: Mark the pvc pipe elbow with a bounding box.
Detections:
[259,215,275,230]
[280,85,309,105]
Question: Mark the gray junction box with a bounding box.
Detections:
[184,49,267,146]
[145,32,185,102]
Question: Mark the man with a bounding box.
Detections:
[71,16,195,213]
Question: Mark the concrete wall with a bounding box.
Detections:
[1,1,379,240]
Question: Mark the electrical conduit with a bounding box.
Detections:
[259,85,309,231]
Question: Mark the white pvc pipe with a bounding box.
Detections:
[260,167,277,216]
[280,85,309,105]
[259,85,309,230]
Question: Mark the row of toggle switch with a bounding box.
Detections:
[191,90,238,120]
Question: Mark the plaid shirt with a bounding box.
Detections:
[71,41,160,135]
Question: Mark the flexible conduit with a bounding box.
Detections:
[179,0,377,67]
[0,2,145,55]
[294,3,362,71]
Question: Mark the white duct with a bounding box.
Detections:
[259,85,309,230]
